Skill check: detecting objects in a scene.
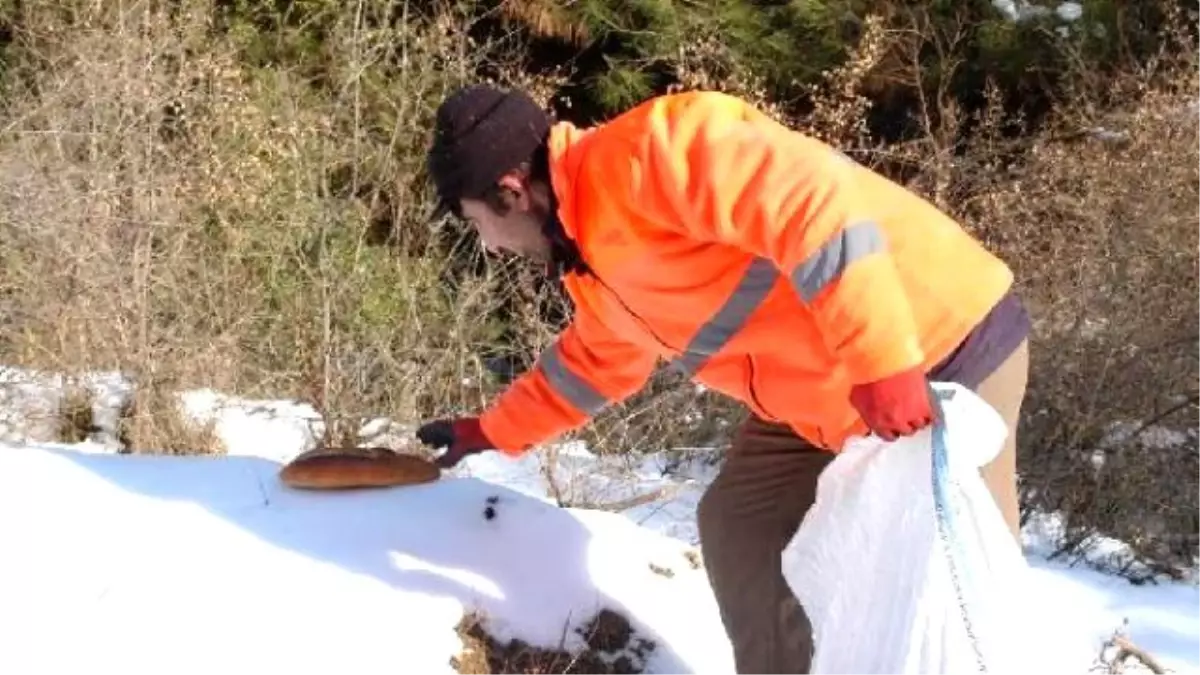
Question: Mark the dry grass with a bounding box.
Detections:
[453,608,653,674]
[1092,619,1170,674]
[115,386,224,456]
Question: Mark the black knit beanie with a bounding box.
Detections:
[426,84,551,218]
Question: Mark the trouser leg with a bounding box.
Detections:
[972,338,1030,544]
[696,416,832,674]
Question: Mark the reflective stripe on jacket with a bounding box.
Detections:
[478,90,1014,453]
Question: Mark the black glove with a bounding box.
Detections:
[416,417,494,469]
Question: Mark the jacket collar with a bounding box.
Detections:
[543,121,594,278]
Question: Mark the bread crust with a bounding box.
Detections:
[279,446,441,489]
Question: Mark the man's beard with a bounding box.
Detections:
[542,212,589,277]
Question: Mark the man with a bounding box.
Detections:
[417,83,1032,673]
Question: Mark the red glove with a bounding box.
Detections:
[415,417,495,468]
[848,367,935,442]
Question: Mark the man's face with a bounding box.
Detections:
[459,174,553,263]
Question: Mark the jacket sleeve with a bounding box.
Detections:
[647,97,925,385]
[477,299,658,455]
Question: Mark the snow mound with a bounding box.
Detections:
[0,443,734,675]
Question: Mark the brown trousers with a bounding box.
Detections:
[696,339,1029,673]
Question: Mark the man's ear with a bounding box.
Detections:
[496,172,524,192]
[496,172,531,210]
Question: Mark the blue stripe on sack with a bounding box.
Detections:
[930,385,988,673]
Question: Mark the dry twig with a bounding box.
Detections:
[1094,621,1168,674]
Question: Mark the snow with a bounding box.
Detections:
[453,444,719,546]
[0,443,731,675]
[180,387,325,461]
[1057,2,1083,22]
[991,0,1084,23]
[0,365,1196,674]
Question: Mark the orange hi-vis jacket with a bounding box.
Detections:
[477,90,1014,454]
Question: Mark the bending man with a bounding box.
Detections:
[417,84,1031,674]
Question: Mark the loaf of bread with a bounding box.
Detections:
[279,446,441,490]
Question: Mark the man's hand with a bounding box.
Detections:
[848,367,935,442]
[416,417,495,469]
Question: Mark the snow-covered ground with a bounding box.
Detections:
[0,444,731,674]
[0,370,1196,674]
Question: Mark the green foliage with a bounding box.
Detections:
[219,0,341,72]
[559,0,861,114]
[480,0,1196,137]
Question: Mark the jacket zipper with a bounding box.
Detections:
[745,356,778,422]
[584,269,681,355]
[586,270,779,424]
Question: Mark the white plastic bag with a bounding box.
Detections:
[781,382,1031,674]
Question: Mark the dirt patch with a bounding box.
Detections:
[579,608,656,672]
[579,608,634,653]
[58,385,97,444]
[453,608,655,674]
[648,562,675,578]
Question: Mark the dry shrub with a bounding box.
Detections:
[57,384,98,445]
[117,386,224,456]
[891,5,1199,576]
[0,0,524,452]
[998,76,1198,577]
[495,0,592,47]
